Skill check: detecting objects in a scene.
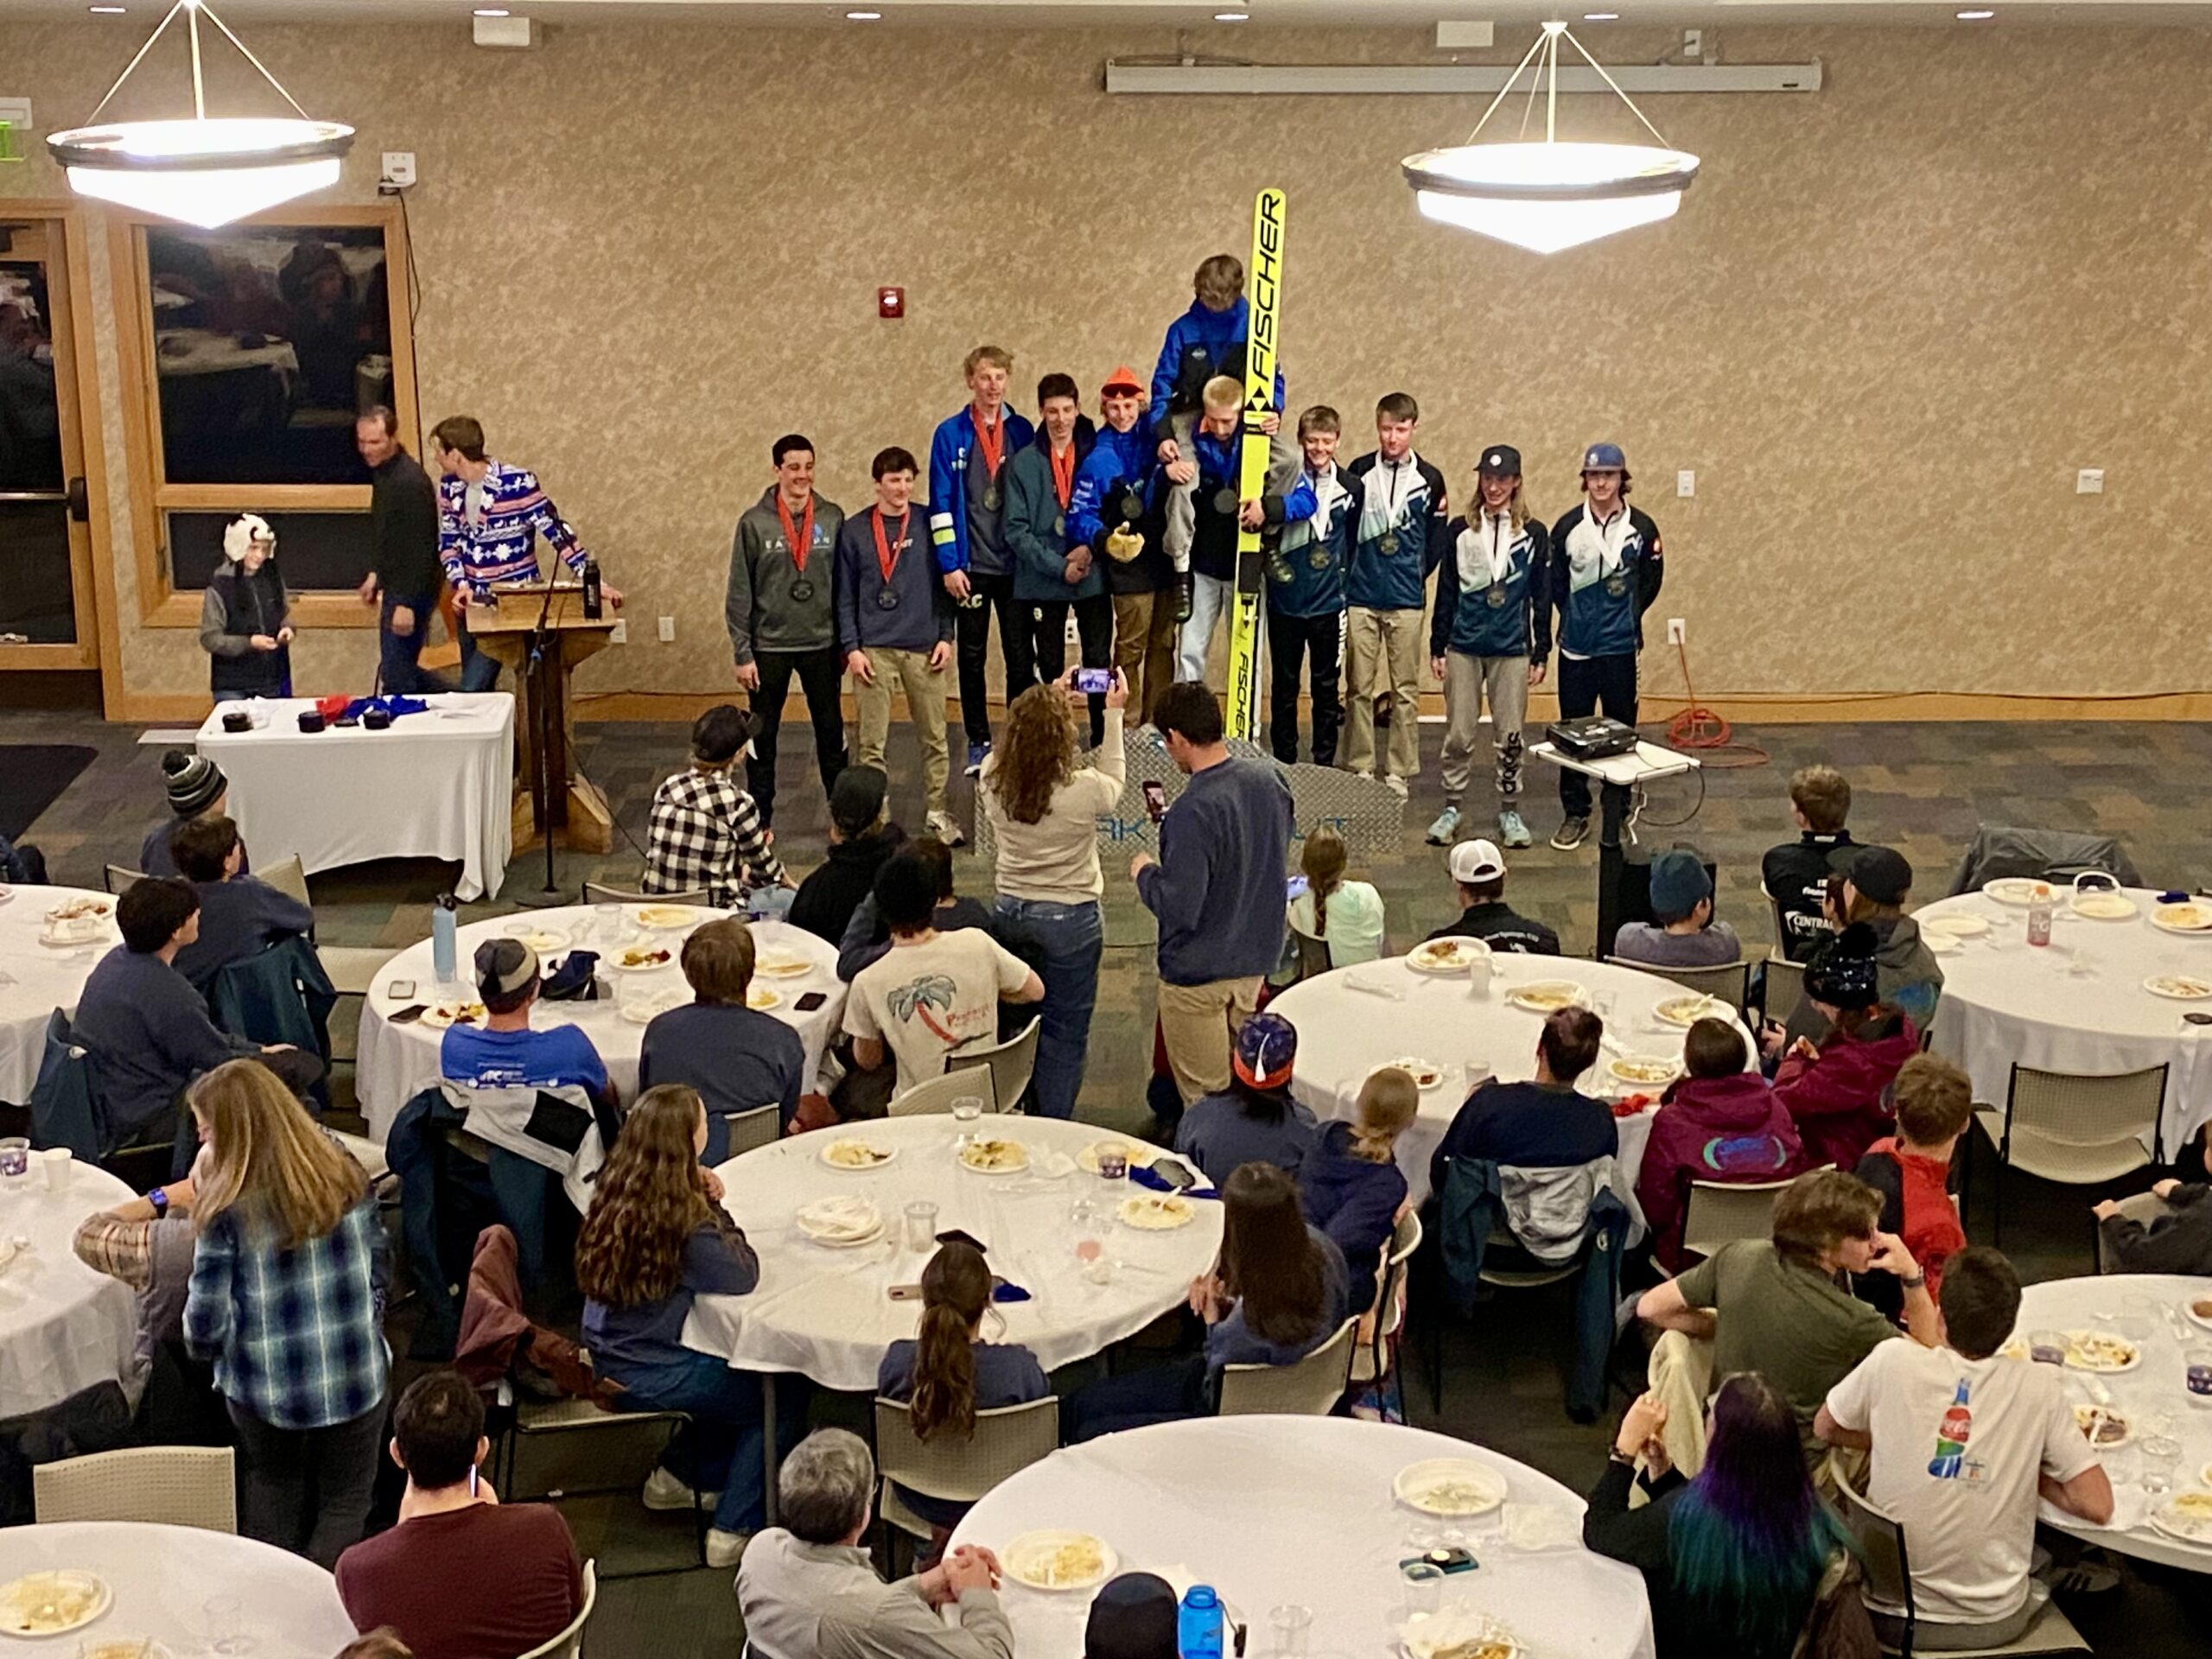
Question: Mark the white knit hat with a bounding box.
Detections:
[222,513,276,563]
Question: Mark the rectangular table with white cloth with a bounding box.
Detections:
[194,692,514,901]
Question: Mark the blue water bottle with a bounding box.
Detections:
[431,893,458,985]
[1178,1585,1224,1659]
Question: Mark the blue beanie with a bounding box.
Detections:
[1648,850,1712,923]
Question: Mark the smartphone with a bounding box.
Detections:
[1142,780,1167,823]
[1286,874,1310,901]
[387,979,416,1001]
[795,990,828,1013]
[887,1283,924,1301]
[1073,667,1114,695]
[387,1003,429,1025]
[2185,1012,2212,1027]
[1400,1547,1478,1576]
[936,1228,989,1253]
[1148,1156,1199,1192]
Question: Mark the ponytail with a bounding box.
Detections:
[1300,825,1350,944]
[907,1240,991,1441]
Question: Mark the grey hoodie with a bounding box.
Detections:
[727,486,846,664]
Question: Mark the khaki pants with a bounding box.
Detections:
[1156,976,1261,1104]
[1112,591,1179,728]
[1342,606,1424,780]
[854,647,950,816]
[1438,652,1529,806]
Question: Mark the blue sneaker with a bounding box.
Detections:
[964,741,991,778]
[1425,804,1461,846]
[1497,809,1532,849]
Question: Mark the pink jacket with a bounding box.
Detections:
[1636,1071,1804,1273]
[1772,1014,1919,1174]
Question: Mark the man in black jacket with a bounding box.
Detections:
[787,766,904,947]
[355,406,443,696]
[1760,765,1859,962]
[1427,836,1560,955]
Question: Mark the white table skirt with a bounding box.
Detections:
[0,1161,140,1419]
[683,1116,1223,1392]
[0,1521,355,1652]
[356,909,844,1141]
[0,886,116,1108]
[1920,887,2212,1158]
[950,1416,1657,1659]
[194,691,515,901]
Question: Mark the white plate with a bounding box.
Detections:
[0,1569,112,1637]
[2147,1493,2212,1547]
[1117,1193,1197,1230]
[1607,1054,1680,1087]
[795,1196,883,1247]
[1503,980,1584,1014]
[2145,976,2212,1001]
[633,906,709,931]
[2149,903,2212,937]
[1982,878,2049,907]
[1077,1139,1158,1174]
[820,1138,895,1171]
[755,952,814,979]
[747,985,782,1012]
[42,899,110,925]
[417,1002,486,1031]
[958,1138,1028,1175]
[610,948,679,974]
[1386,1057,1449,1091]
[617,990,688,1026]
[1001,1529,1116,1592]
[2182,1296,2212,1332]
[2071,893,2138,921]
[1407,937,1489,976]
[2072,1404,2132,1450]
[1652,995,1725,1029]
[1921,912,1990,938]
[1400,1612,1520,1659]
[1924,932,1964,957]
[1392,1457,1509,1517]
[505,928,572,954]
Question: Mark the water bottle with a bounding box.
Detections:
[1178,1585,1224,1659]
[2026,883,2053,948]
[431,893,459,985]
[582,557,603,620]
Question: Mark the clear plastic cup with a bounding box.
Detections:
[594,903,622,943]
[2139,1432,2182,1494]
[903,1199,939,1253]
[0,1138,27,1179]
[204,1591,251,1654]
[1268,1605,1313,1658]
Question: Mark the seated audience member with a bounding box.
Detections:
[143,749,250,877]
[639,918,805,1154]
[1636,1168,1936,1460]
[789,765,902,946]
[1636,1019,1802,1274]
[334,1635,412,1659]
[1784,847,1942,1044]
[168,813,315,994]
[837,836,995,982]
[1770,925,1918,1172]
[1065,1162,1351,1441]
[876,1241,1049,1541]
[2094,1122,2212,1273]
[737,1427,1012,1659]
[1083,1574,1180,1659]
[643,703,792,910]
[334,1370,582,1659]
[845,846,1042,1100]
[440,939,610,1106]
[1817,1247,2114,1650]
[1297,1066,1415,1316]
[1174,1013,1319,1184]
[1585,1375,1857,1659]
[1760,765,1858,963]
[1431,1008,1612,1183]
[0,830,48,885]
[577,1084,803,1567]
[1853,1053,1970,1320]
[1427,837,1558,955]
[73,1154,226,1444]
[1613,849,1740,969]
[1287,825,1386,969]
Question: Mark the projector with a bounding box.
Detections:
[1547,715,1639,761]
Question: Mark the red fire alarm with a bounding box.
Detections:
[877,286,905,319]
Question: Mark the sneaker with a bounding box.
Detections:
[1425,804,1460,846]
[705,1528,753,1569]
[643,1467,719,1512]
[1173,574,1194,624]
[1383,774,1409,801]
[925,809,967,848]
[1351,768,1375,783]
[1550,816,1592,851]
[1497,809,1532,849]
[963,741,991,778]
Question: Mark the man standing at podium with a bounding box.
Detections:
[430,415,620,692]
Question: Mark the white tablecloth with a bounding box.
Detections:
[1921,887,2212,1158]
[0,1521,354,1651]
[0,1160,138,1419]
[682,1116,1223,1392]
[950,1415,1657,1659]
[2013,1274,2212,1573]
[0,887,116,1107]
[356,909,844,1141]
[195,692,515,901]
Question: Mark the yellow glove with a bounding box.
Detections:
[1104,522,1144,563]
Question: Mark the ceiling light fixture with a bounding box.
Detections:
[473,7,511,16]
[1402,20,1699,255]
[1583,11,1618,19]
[48,0,352,229]
[89,6,130,14]
[1955,8,1994,16]
[846,8,882,16]
[1215,10,1251,20]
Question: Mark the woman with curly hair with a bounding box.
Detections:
[576,1084,798,1566]
[978,668,1128,1117]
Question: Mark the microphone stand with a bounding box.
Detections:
[520,576,566,906]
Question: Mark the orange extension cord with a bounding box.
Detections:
[1658,638,1769,770]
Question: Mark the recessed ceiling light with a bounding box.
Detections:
[89,4,128,12]
[846,8,882,16]
[1215,10,1251,21]
[1583,11,1619,19]
[1956,8,1994,16]
[473,7,510,15]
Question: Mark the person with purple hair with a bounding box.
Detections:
[1584,1374,1858,1659]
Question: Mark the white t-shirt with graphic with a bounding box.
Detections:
[1824,1340,2098,1625]
[845,930,1033,1098]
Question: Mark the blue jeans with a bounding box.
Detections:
[378,591,437,695]
[455,607,501,691]
[1063,1351,1208,1443]
[602,1350,810,1535]
[990,896,1103,1119]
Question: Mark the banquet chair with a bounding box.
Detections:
[104,863,142,896]
[497,1393,704,1579]
[1350,1209,1423,1420]
[1605,957,1752,1015]
[1290,928,1333,982]
[582,880,710,907]
[1762,955,1807,1027]
[1217,1316,1359,1416]
[1681,1174,1801,1262]
[516,1560,597,1659]
[888,1067,992,1118]
[34,1446,237,1533]
[872,1396,1059,1563]
[1967,1062,2166,1249]
[947,1017,1039,1114]
[2093,1190,2169,1274]
[711,1103,783,1160]
[259,853,309,906]
[1834,1481,2088,1656]
[1948,825,2139,897]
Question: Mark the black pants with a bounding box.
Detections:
[1268,609,1342,766]
[227,1395,385,1567]
[1033,592,1116,747]
[746,645,848,827]
[1556,652,1639,818]
[956,571,1029,745]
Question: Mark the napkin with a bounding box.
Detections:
[1128,1160,1219,1199]
[796,1196,881,1242]
[540,950,601,1001]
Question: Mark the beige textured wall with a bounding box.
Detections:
[5,18,2209,709]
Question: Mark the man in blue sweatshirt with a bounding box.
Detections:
[1132,682,1294,1105]
[168,813,315,995]
[1265,405,1356,766]
[1342,394,1451,798]
[1005,372,1110,747]
[1071,365,1173,729]
[1148,252,1287,455]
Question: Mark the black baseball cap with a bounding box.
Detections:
[1478,445,1522,477]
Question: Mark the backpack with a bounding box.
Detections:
[1793,1548,1879,1659]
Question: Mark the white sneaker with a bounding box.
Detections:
[925,809,967,848]
[1351,768,1375,782]
[642,1466,719,1511]
[706,1527,753,1569]
[1383,774,1409,801]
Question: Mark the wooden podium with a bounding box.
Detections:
[464,582,617,856]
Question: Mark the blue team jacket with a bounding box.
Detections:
[1068,425,1155,550]
[1432,513,1552,660]
[927,405,1036,576]
[1147,297,1287,436]
[1266,464,1356,620]
[1548,502,1664,659]
[1343,452,1450,613]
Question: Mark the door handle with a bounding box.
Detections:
[67,477,88,522]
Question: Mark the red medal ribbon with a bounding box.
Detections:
[872,508,912,585]
[775,493,816,575]
[1048,442,1077,510]
[973,410,1005,480]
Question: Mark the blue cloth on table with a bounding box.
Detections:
[1128,1159,1219,1198]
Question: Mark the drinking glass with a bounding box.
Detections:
[2025,1329,2067,1365]
[594,902,622,944]
[903,1200,939,1253]
[951,1096,984,1150]
[1399,1561,1445,1621]
[205,1591,251,1654]
[1268,1605,1313,1658]
[1096,1147,1129,1182]
[2139,1431,2183,1495]
[0,1138,27,1179]
[2184,1347,2212,1409]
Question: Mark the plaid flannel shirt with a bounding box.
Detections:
[436,458,589,598]
[184,1192,391,1431]
[644,767,787,910]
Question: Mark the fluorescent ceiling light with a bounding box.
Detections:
[1583,12,1619,19]
[89,5,129,12]
[1215,10,1251,19]
[1956,8,1994,15]
[474,8,512,16]
[847,8,882,16]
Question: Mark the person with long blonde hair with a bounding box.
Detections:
[182,1058,387,1566]
[575,1084,798,1566]
[1298,1065,1416,1315]
[979,669,1128,1117]
[1286,823,1385,969]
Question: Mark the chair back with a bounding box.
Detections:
[1218,1316,1359,1416]
[2004,1063,2168,1164]
[888,1066,993,1118]
[34,1446,237,1532]
[717,1103,782,1159]
[582,880,710,907]
[259,853,309,907]
[1948,824,2139,895]
[1830,1480,1914,1626]
[946,1016,1039,1114]
[30,1008,101,1161]
[515,1560,597,1659]
[209,933,337,1054]
[1764,955,1807,1027]
[1681,1175,1799,1262]
[105,863,142,896]
[1293,930,1333,982]
[1605,957,1752,1014]
[873,1395,1060,1504]
[1366,1208,1424,1357]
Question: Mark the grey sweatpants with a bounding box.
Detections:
[1438,650,1529,805]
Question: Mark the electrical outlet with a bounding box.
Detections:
[1683,27,1703,58]
[379,151,416,188]
[1666,617,1688,645]
[1676,469,1695,499]
[609,619,628,645]
[2075,468,2104,495]
[657,615,676,643]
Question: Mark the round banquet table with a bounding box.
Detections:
[355,906,844,1141]
[680,1115,1224,1391]
[1920,887,2212,1160]
[0,1521,355,1651]
[0,1158,136,1421]
[2014,1274,2212,1572]
[950,1415,1658,1659]
[0,886,118,1108]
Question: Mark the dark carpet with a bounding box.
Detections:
[0,745,96,841]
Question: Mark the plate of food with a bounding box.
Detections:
[958,1137,1029,1175]
[1504,981,1585,1014]
[43,896,110,925]
[634,905,707,931]
[1001,1529,1116,1593]
[1393,1457,1509,1517]
[417,1001,486,1030]
[1117,1193,1196,1230]
[613,944,677,973]
[2058,1331,2140,1373]
[2071,891,2138,921]
[2072,1403,2131,1449]
[1607,1055,1681,1087]
[1399,1611,1520,1659]
[2145,975,2212,1001]
[1653,994,1725,1029]
[1408,937,1489,976]
[2150,902,2212,937]
[1077,1139,1158,1174]
[0,1569,111,1637]
[755,950,814,979]
[2148,1490,2212,1547]
[1983,878,2049,907]
[1389,1057,1449,1091]
[617,988,689,1026]
[821,1137,894,1171]
[1921,912,1991,938]
[37,916,110,948]
[505,927,572,955]
[794,1195,882,1247]
[747,985,782,1011]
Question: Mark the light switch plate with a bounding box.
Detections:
[2075,468,2104,494]
[1676,469,1695,498]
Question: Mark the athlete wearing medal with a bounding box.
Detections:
[1070,365,1174,729]
[1342,393,1450,798]
[1263,405,1355,766]
[837,447,959,844]
[1006,372,1113,747]
[726,433,848,829]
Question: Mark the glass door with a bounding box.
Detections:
[0,219,94,657]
